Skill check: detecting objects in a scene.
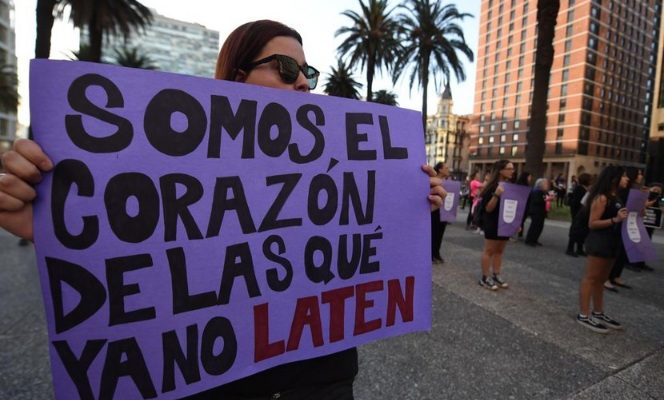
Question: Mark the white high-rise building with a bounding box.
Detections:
[84,9,220,78]
[0,0,17,161]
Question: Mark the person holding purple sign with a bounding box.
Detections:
[431,162,450,263]
[577,166,629,334]
[477,159,514,290]
[524,178,551,247]
[0,19,446,400]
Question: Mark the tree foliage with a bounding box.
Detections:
[336,0,401,101]
[323,60,362,99]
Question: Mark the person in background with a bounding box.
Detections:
[460,176,470,209]
[577,166,629,333]
[566,173,592,257]
[625,182,662,273]
[431,162,450,263]
[554,173,567,207]
[0,19,446,400]
[478,160,514,290]
[466,170,482,229]
[606,168,643,291]
[525,178,550,247]
[515,171,533,239]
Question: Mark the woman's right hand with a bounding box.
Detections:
[0,139,53,240]
[615,207,629,222]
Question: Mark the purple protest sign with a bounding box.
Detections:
[29,60,432,399]
[622,189,657,263]
[497,182,530,237]
[439,180,461,222]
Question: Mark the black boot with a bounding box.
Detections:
[566,239,577,257]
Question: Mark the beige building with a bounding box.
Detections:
[425,84,471,177]
[0,0,16,166]
[649,3,664,182]
[470,0,661,182]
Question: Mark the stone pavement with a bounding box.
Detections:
[1,211,663,399]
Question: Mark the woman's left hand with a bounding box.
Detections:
[422,164,445,211]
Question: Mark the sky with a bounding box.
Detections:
[13,0,480,128]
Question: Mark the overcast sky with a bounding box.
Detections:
[14,0,480,127]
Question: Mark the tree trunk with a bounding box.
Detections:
[525,0,560,178]
[35,0,57,59]
[88,5,103,63]
[366,57,374,101]
[421,54,430,138]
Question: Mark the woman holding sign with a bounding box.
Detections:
[477,159,514,290]
[577,166,629,334]
[0,19,445,400]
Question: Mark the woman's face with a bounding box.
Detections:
[239,36,311,92]
[619,173,630,189]
[541,179,550,191]
[500,163,514,180]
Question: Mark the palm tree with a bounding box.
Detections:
[35,0,59,58]
[336,0,401,101]
[395,0,474,133]
[113,46,157,69]
[323,60,362,99]
[56,0,152,63]
[0,64,19,112]
[525,0,560,179]
[372,89,398,106]
[68,43,95,62]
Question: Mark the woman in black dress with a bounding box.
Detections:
[577,166,629,333]
[478,160,514,290]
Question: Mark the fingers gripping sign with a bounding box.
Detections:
[422,164,445,211]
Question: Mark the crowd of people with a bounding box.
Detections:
[445,161,662,334]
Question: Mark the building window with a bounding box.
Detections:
[489,136,495,143]
[500,134,507,142]
[557,128,564,137]
[555,142,563,154]
[563,54,571,66]
[479,137,484,144]
[513,133,519,141]
[562,69,569,81]
[514,120,520,129]
[511,146,518,156]
[558,113,565,123]
[566,25,573,36]
[560,84,567,96]
[500,146,506,155]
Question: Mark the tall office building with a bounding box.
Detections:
[470,0,662,181]
[425,84,470,176]
[86,9,220,78]
[0,0,16,163]
[649,4,664,182]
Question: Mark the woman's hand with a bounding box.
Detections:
[422,164,445,211]
[0,139,53,240]
[615,207,628,222]
[495,183,505,196]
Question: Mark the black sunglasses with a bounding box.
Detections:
[242,54,320,90]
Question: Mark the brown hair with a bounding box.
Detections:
[479,159,511,198]
[215,20,303,81]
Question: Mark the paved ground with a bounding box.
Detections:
[1,210,663,399]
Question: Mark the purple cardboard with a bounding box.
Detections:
[29,60,432,399]
[622,189,657,263]
[439,180,461,222]
[497,182,530,237]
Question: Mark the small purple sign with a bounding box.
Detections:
[622,189,657,263]
[29,60,432,399]
[497,182,531,237]
[439,180,461,222]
